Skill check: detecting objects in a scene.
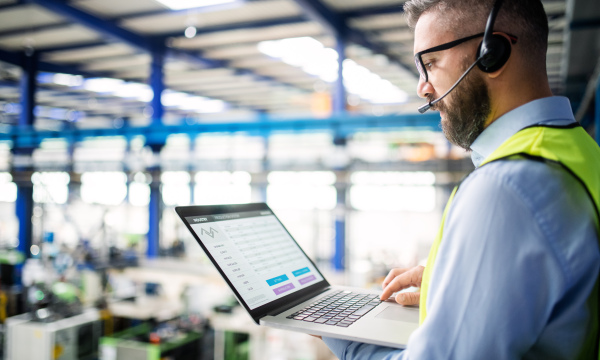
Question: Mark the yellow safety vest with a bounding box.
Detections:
[419,124,600,358]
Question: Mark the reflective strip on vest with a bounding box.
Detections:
[419,125,600,358]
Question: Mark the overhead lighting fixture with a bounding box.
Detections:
[155,0,238,11]
[184,26,197,38]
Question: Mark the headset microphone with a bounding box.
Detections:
[418,56,483,114]
[418,0,508,114]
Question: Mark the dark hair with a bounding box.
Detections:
[404,0,549,68]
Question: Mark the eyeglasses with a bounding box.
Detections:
[414,32,518,83]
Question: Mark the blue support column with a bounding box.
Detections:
[148,166,162,258]
[333,35,347,114]
[596,79,600,145]
[16,51,38,252]
[332,35,347,270]
[150,45,165,126]
[14,50,38,285]
[20,52,37,127]
[333,183,347,270]
[16,183,33,260]
[147,43,165,258]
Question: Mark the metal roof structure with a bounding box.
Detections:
[0,0,597,131]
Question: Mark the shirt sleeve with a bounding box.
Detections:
[322,336,406,360]
[322,166,569,359]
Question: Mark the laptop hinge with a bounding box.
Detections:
[268,287,331,316]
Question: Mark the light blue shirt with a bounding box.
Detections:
[323,96,600,359]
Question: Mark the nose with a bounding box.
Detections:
[417,77,434,99]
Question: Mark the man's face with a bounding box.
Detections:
[414,11,491,150]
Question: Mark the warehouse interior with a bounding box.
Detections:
[0,0,598,359]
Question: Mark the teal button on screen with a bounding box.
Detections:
[292,267,310,277]
[266,274,289,286]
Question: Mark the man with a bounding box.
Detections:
[319,0,600,358]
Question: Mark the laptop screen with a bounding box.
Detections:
[183,209,325,310]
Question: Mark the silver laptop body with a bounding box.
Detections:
[175,203,418,349]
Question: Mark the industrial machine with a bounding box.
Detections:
[4,308,101,360]
[99,321,203,360]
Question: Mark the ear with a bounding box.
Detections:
[484,32,513,79]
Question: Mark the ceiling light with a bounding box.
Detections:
[154,0,238,11]
[185,26,197,38]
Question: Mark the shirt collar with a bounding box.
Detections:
[470,96,575,168]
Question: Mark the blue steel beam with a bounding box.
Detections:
[0,48,105,77]
[25,0,310,100]
[3,113,441,149]
[116,0,262,21]
[155,16,308,41]
[37,41,112,54]
[0,2,26,11]
[35,18,307,54]
[24,0,223,69]
[292,0,343,35]
[23,0,151,51]
[0,22,71,38]
[341,5,404,18]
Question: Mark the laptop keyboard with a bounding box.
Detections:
[286,290,382,327]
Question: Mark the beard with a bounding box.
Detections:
[433,66,491,151]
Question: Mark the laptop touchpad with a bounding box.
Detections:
[375,306,419,322]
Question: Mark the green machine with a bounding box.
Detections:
[99,322,203,360]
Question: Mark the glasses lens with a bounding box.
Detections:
[414,56,426,82]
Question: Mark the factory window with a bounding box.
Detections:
[347,172,441,270]
[0,143,10,171]
[350,171,436,212]
[32,172,70,205]
[80,172,127,205]
[0,172,16,202]
[194,134,266,161]
[32,139,69,168]
[73,137,127,173]
[268,134,335,165]
[266,171,336,261]
[129,172,151,207]
[162,171,191,206]
[194,171,251,205]
[266,171,336,210]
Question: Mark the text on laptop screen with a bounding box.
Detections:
[185,210,324,310]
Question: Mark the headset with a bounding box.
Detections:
[418,0,511,114]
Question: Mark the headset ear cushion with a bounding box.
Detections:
[477,34,511,73]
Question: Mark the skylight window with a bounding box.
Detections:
[258,37,408,104]
[154,0,238,10]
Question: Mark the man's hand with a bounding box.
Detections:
[379,266,425,306]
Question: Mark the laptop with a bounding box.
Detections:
[175,203,419,349]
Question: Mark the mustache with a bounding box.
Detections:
[427,95,443,111]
